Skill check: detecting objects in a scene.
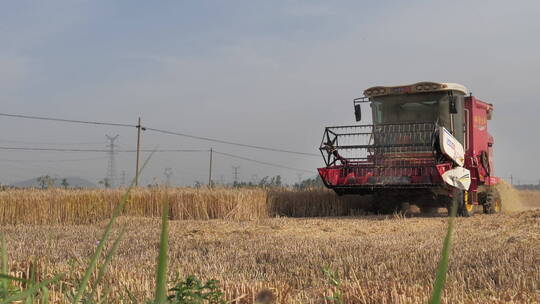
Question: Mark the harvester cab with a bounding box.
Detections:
[318,81,501,216]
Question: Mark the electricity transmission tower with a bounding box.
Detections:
[105,135,119,188]
[232,166,240,184]
[164,168,173,186]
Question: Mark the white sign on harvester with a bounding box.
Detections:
[438,127,470,190]
[441,166,471,190]
[439,127,465,167]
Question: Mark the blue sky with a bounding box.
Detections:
[1,0,539,186]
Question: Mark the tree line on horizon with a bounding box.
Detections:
[1,174,326,190]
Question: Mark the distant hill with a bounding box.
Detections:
[12,176,97,189]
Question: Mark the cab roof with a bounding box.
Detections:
[364,82,469,97]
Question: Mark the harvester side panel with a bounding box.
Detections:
[464,96,498,187]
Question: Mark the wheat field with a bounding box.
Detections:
[0,188,370,225]
[0,187,538,303]
[0,186,535,225]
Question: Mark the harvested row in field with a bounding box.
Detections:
[268,189,370,217]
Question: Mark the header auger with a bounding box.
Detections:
[318,81,501,216]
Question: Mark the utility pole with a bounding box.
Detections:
[106,134,119,188]
[510,175,514,186]
[164,168,173,187]
[135,117,143,187]
[208,148,213,187]
[121,170,126,187]
[232,166,240,184]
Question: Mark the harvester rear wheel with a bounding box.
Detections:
[483,188,502,214]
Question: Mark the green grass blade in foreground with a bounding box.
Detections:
[86,225,127,302]
[41,287,49,304]
[24,262,37,304]
[1,237,7,298]
[72,150,156,304]
[429,193,459,304]
[154,194,170,303]
[0,274,29,283]
[0,274,63,304]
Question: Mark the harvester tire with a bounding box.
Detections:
[483,188,502,214]
[449,190,474,217]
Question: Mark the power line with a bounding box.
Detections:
[0,157,108,163]
[143,127,320,157]
[0,147,112,152]
[0,112,136,128]
[0,146,316,173]
[128,149,207,152]
[0,112,319,157]
[0,139,106,146]
[213,150,314,173]
[0,146,208,153]
[144,155,212,179]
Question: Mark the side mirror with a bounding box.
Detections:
[354,104,361,121]
[449,95,458,114]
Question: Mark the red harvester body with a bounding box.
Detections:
[317,82,501,216]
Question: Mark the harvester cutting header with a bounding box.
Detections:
[318,81,501,216]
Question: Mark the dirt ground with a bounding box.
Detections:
[2,207,539,303]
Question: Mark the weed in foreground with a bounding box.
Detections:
[166,276,226,304]
[322,267,343,304]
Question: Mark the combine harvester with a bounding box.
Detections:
[318,81,502,216]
